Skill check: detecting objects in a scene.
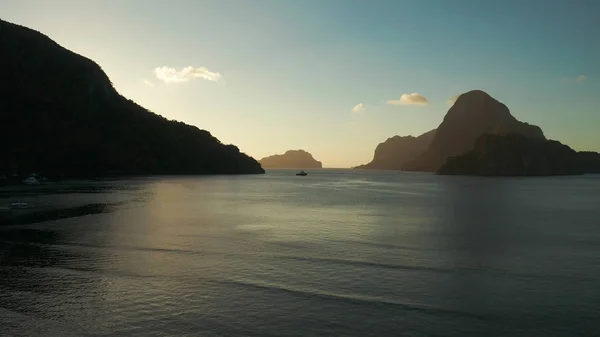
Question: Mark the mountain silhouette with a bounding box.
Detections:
[402,90,545,172]
[259,150,322,169]
[354,129,436,170]
[0,19,264,178]
[438,133,600,176]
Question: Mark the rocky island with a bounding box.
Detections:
[357,89,600,176]
[0,19,264,179]
[438,133,600,176]
[259,150,322,169]
[354,129,436,170]
[402,90,546,172]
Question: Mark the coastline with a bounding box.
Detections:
[0,179,135,226]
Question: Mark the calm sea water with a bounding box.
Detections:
[1,169,600,336]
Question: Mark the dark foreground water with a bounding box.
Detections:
[1,170,600,336]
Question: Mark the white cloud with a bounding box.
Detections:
[447,94,459,106]
[562,74,587,83]
[387,93,429,106]
[352,103,365,113]
[143,79,155,87]
[154,66,222,83]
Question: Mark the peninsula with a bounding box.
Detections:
[0,19,264,179]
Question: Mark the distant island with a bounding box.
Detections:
[357,90,600,176]
[259,150,322,169]
[0,19,264,180]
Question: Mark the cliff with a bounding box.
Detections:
[403,90,545,172]
[355,129,436,170]
[438,133,600,176]
[259,150,322,169]
[0,19,264,178]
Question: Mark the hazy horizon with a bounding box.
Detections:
[2,0,599,168]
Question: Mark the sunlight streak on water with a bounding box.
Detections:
[1,171,600,336]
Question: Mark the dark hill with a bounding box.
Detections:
[438,133,600,176]
[354,129,436,170]
[259,150,322,169]
[403,90,545,172]
[577,152,600,174]
[0,19,264,178]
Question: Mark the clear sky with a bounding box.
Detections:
[2,0,599,167]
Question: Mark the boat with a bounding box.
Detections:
[11,202,33,210]
[296,170,307,176]
[22,176,40,185]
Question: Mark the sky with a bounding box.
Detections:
[1,0,599,168]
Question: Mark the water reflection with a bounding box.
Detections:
[1,172,599,336]
[432,176,516,332]
[0,224,109,334]
[438,176,513,266]
[0,180,155,335]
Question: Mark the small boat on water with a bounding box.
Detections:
[10,202,33,210]
[22,176,40,185]
[296,170,307,176]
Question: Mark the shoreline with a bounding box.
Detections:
[0,203,114,226]
[0,179,137,226]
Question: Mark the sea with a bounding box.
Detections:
[1,169,599,336]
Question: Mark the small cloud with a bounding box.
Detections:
[387,93,429,106]
[562,75,587,83]
[143,79,155,87]
[447,94,459,106]
[154,66,222,83]
[352,103,365,113]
